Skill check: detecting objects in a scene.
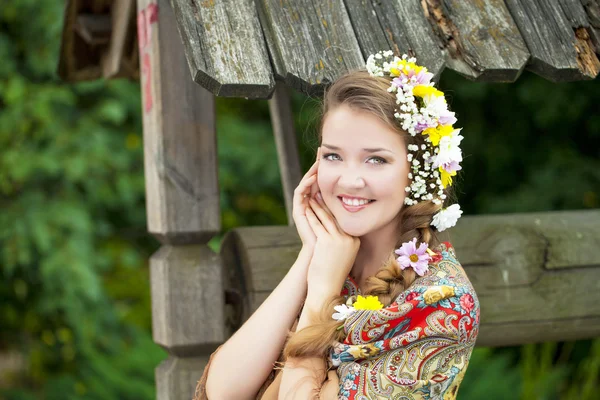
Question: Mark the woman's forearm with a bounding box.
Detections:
[205,247,312,399]
[278,291,337,399]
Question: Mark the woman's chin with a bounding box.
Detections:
[336,221,371,237]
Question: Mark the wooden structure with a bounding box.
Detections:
[57,0,600,399]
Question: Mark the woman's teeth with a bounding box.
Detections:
[341,197,373,206]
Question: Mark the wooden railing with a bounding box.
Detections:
[220,210,600,348]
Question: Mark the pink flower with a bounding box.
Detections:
[460,293,475,313]
[438,110,457,125]
[414,69,434,85]
[394,238,431,276]
[440,160,462,173]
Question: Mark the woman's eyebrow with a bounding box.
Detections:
[322,143,393,154]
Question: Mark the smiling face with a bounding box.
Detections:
[318,104,410,237]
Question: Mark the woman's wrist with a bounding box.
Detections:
[298,245,314,261]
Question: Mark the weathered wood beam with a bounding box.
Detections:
[581,0,600,53]
[255,0,365,96]
[344,0,445,79]
[421,0,529,82]
[102,0,136,78]
[220,210,600,347]
[139,0,220,244]
[505,0,600,81]
[138,0,224,398]
[168,0,274,98]
[268,81,302,224]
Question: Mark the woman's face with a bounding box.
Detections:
[317,104,410,237]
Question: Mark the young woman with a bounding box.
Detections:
[196,51,480,399]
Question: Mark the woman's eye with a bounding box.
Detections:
[323,153,340,161]
[368,156,387,165]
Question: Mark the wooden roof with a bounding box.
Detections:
[59,0,600,98]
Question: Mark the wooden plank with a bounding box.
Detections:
[344,0,445,79]
[421,0,530,82]
[102,0,136,78]
[340,0,391,61]
[255,0,365,96]
[504,0,600,81]
[581,0,600,53]
[560,0,600,75]
[268,81,302,225]
[138,0,220,244]
[220,210,600,346]
[168,0,274,98]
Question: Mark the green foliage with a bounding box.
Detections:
[438,70,600,213]
[1,1,164,398]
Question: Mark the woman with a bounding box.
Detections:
[196,51,480,399]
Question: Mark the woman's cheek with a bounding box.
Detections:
[317,168,338,212]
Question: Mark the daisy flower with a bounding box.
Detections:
[332,304,356,321]
[394,238,432,276]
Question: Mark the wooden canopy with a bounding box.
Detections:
[59,0,600,96]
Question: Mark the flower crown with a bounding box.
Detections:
[366,51,463,232]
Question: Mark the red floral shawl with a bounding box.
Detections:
[328,242,480,399]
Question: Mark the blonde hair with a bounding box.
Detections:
[280,69,450,364]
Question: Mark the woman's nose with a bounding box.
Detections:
[339,173,366,189]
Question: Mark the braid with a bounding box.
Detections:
[361,201,442,305]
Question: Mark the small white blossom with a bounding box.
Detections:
[332,304,356,321]
[431,204,462,232]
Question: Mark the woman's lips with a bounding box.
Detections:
[338,196,375,213]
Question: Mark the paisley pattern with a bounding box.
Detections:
[329,242,479,399]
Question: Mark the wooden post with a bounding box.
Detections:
[137,0,224,399]
[102,0,137,79]
[268,81,302,224]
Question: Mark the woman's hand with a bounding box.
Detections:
[292,148,321,253]
[304,192,360,299]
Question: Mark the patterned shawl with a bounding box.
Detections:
[328,242,480,399]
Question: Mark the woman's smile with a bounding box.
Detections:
[338,195,376,212]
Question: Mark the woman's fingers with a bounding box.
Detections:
[293,175,316,212]
[305,206,327,237]
[315,193,351,237]
[301,155,319,182]
[309,198,338,234]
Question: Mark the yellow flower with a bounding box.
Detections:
[423,124,454,146]
[423,285,456,305]
[413,85,444,98]
[440,167,456,188]
[389,59,426,77]
[352,295,384,310]
[347,343,381,359]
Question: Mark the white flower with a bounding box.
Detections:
[433,128,463,169]
[332,304,356,321]
[431,204,462,232]
[422,93,448,118]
